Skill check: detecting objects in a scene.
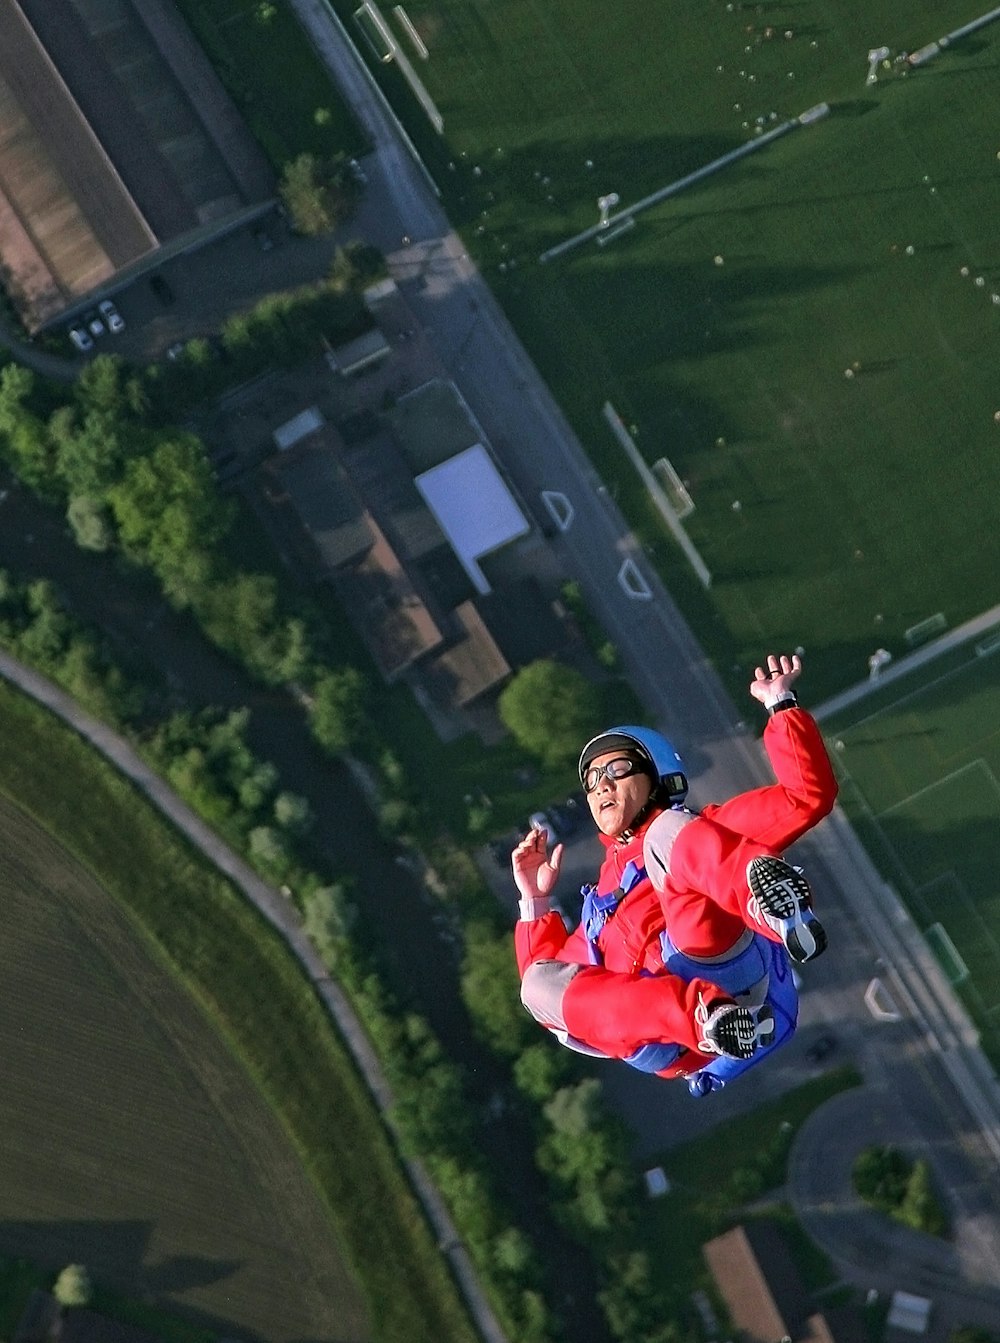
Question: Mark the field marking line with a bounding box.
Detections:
[877,758,988,819]
[921,871,1000,1017]
[540,105,827,263]
[814,606,1000,724]
[603,401,711,589]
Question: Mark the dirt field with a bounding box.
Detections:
[0,793,368,1343]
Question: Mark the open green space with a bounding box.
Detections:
[639,1066,860,1315]
[0,680,478,1343]
[328,0,1000,702]
[826,646,1000,1063]
[172,0,367,166]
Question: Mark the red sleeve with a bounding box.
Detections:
[514,912,590,976]
[701,707,837,851]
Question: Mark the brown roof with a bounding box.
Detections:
[333,517,444,681]
[702,1223,808,1343]
[422,599,511,709]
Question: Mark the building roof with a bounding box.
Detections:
[332,517,444,680]
[0,0,273,328]
[422,600,511,708]
[702,1223,809,1343]
[273,406,325,452]
[474,576,563,665]
[270,445,373,570]
[414,444,530,596]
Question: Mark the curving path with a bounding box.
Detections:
[788,1085,1000,1341]
[0,644,508,1343]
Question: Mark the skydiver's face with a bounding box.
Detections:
[586,750,654,837]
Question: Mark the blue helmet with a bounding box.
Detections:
[578,724,689,804]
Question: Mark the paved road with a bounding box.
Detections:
[287,1,1000,1327]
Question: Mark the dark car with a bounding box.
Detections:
[805,1033,837,1063]
[549,793,586,837]
[149,274,175,306]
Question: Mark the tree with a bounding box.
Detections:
[302,882,356,965]
[461,921,535,1057]
[899,1157,947,1237]
[853,1144,911,1213]
[248,824,289,877]
[53,1263,92,1307]
[198,572,311,685]
[512,1042,574,1102]
[309,666,367,754]
[0,364,53,493]
[66,495,114,551]
[108,436,228,606]
[498,659,600,767]
[279,154,355,236]
[273,790,313,834]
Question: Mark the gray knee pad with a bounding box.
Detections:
[520,960,583,1032]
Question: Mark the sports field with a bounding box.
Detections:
[825,640,1000,1062]
[335,0,1000,701]
[0,794,368,1341]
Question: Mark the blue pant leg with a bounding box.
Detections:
[660,934,799,1095]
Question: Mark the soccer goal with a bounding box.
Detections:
[652,456,695,519]
[926,921,970,985]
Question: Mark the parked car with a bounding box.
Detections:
[526,805,558,838]
[98,298,125,333]
[83,310,105,338]
[165,341,185,362]
[68,323,93,353]
[549,793,586,837]
[805,1033,837,1063]
[149,274,175,305]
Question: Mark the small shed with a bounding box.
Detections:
[273,406,324,452]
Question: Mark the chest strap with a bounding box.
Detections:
[580,859,645,965]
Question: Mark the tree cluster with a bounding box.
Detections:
[852,1144,948,1236]
[0,351,684,1342]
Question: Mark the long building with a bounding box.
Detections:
[0,0,274,330]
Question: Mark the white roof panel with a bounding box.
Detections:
[415,444,529,595]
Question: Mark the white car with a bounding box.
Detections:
[98,298,125,334]
[68,323,93,353]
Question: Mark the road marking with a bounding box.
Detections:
[540,490,574,532]
[618,557,652,600]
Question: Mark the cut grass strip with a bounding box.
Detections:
[0,680,478,1343]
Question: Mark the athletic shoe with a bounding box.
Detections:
[695,997,775,1059]
[746,855,827,963]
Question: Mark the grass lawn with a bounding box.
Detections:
[325,0,1000,703]
[0,680,478,1343]
[639,1066,861,1316]
[825,645,1000,1066]
[173,0,367,166]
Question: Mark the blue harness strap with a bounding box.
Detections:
[580,859,646,964]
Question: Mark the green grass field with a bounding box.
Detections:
[0,681,479,1343]
[329,0,1000,702]
[826,644,1000,1060]
[0,792,367,1342]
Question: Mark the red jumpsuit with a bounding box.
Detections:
[514,707,837,1076]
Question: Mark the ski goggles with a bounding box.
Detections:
[583,755,647,794]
